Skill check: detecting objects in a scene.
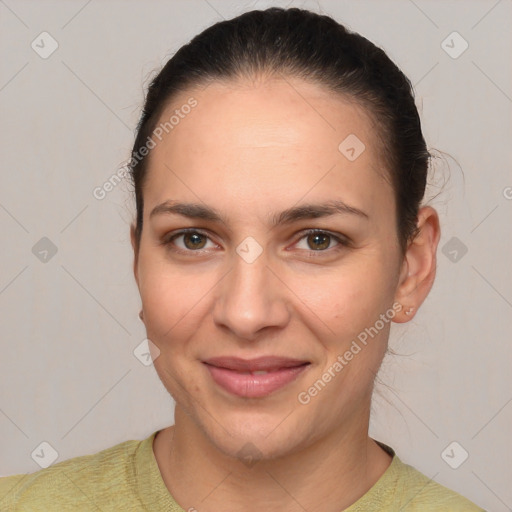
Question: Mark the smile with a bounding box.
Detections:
[203,360,310,398]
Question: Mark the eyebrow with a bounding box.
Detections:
[149,199,369,226]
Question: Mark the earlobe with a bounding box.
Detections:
[392,206,441,323]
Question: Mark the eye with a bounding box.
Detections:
[293,229,349,254]
[163,229,217,253]
[162,228,350,257]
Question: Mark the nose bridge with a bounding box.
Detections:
[213,242,289,339]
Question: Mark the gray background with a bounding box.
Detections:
[1,0,511,510]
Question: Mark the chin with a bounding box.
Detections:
[215,430,298,463]
[198,408,311,463]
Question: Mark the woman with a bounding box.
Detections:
[0,7,485,511]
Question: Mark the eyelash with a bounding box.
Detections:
[161,228,350,257]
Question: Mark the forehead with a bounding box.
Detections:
[143,76,392,222]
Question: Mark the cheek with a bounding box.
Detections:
[292,258,392,339]
[139,262,203,390]
[143,286,198,345]
[138,251,223,353]
[137,253,196,338]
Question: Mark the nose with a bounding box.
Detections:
[212,247,290,341]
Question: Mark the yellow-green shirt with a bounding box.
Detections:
[0,431,485,511]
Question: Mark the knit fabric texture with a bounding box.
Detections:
[0,431,485,511]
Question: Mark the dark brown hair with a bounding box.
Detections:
[129,7,430,257]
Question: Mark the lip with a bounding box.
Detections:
[203,356,310,372]
[203,356,310,398]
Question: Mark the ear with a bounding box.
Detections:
[393,206,441,323]
[130,223,139,288]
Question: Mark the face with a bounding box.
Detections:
[132,76,406,460]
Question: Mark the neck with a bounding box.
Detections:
[154,406,392,512]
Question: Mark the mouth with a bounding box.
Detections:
[202,356,311,398]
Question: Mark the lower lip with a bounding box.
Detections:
[204,363,309,398]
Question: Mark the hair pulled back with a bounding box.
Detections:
[129,7,430,257]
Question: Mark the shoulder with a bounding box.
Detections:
[392,457,485,511]
[0,435,149,512]
[346,442,487,512]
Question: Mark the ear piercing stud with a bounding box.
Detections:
[404,306,414,316]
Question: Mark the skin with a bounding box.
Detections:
[130,74,441,512]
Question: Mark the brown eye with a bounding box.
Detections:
[182,232,207,250]
[164,230,215,252]
[306,232,331,250]
[293,229,349,256]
